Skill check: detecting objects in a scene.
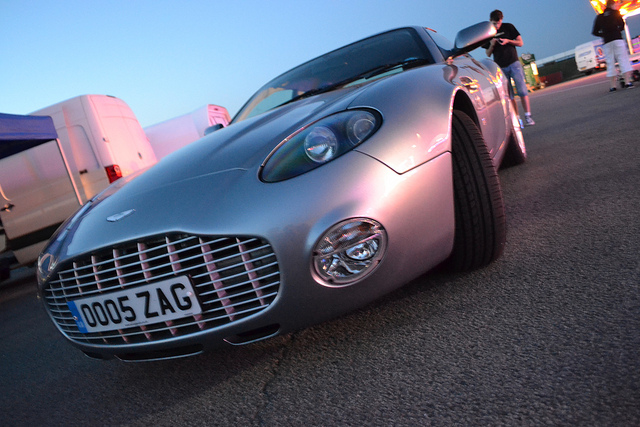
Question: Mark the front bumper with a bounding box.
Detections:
[39,151,455,361]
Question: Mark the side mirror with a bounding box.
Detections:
[204,123,224,135]
[449,21,497,59]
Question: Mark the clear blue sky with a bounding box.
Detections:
[1,0,599,127]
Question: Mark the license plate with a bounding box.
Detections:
[67,276,202,333]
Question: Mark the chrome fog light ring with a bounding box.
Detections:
[312,218,387,287]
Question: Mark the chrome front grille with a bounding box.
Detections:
[43,233,280,345]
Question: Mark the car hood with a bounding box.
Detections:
[125,85,372,197]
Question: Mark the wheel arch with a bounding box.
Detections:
[452,90,480,129]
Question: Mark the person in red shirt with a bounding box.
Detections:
[485,9,535,126]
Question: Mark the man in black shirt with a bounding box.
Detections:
[485,10,535,126]
[592,0,633,91]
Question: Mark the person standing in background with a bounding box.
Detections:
[485,9,535,126]
[592,0,634,91]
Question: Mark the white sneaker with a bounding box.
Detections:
[525,115,535,126]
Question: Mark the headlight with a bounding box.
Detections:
[36,199,94,284]
[312,218,387,286]
[261,109,381,182]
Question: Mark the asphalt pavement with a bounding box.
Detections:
[0,71,638,426]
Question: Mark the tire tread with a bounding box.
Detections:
[447,110,506,271]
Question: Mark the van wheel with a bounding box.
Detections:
[445,110,506,271]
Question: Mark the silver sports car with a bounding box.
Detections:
[37,22,526,361]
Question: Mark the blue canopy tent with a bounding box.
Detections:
[0,113,59,160]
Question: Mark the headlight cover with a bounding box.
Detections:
[261,109,381,182]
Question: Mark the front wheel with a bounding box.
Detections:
[445,110,506,271]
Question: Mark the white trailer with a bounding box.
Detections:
[623,8,640,63]
[0,95,156,266]
[144,105,230,160]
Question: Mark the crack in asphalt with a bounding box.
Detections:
[252,332,296,426]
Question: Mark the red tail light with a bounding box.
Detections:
[105,165,123,183]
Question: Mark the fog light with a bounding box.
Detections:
[313,218,387,286]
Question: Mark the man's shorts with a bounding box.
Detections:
[502,61,529,99]
[604,39,632,77]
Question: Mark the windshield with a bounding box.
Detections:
[233,28,434,123]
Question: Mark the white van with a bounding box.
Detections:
[575,40,606,74]
[0,95,156,266]
[144,104,230,160]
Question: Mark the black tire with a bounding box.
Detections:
[446,110,506,271]
[501,110,527,168]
